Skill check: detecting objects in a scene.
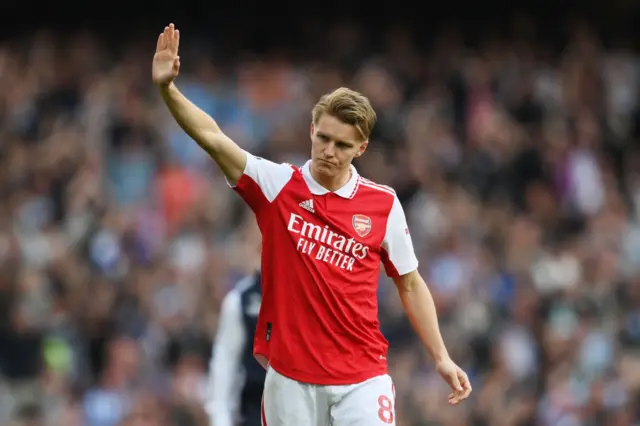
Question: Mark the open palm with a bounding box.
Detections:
[152,23,180,86]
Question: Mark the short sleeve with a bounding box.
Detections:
[229,152,294,214]
[381,195,419,277]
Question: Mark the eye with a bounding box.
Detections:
[336,142,349,149]
[318,134,329,141]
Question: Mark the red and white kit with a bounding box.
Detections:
[231,153,418,425]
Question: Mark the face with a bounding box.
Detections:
[310,114,368,177]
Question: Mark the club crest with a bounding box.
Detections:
[352,214,372,237]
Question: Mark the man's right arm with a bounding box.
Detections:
[159,82,246,185]
[160,82,295,213]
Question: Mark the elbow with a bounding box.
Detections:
[394,270,422,295]
[397,282,414,296]
[194,129,224,152]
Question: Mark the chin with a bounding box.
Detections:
[317,163,339,176]
[314,159,334,171]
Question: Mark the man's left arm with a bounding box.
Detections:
[382,194,472,405]
[392,270,471,404]
[392,270,449,364]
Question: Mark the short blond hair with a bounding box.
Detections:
[312,87,377,141]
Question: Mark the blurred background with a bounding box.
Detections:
[3,1,640,425]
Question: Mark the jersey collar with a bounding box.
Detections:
[302,160,359,199]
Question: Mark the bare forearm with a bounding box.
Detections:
[158,82,246,184]
[397,275,449,362]
[394,272,472,403]
[159,82,221,152]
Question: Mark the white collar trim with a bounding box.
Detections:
[301,160,359,199]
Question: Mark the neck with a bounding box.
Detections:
[310,163,352,192]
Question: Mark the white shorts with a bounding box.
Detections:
[262,367,396,426]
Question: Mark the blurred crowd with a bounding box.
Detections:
[2,17,640,426]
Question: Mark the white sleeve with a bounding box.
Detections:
[228,152,294,203]
[205,289,246,426]
[381,195,419,277]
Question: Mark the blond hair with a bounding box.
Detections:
[312,87,377,141]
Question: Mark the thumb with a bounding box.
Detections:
[174,56,180,68]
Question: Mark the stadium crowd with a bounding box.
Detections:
[2,17,640,426]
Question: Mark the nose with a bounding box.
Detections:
[324,142,336,158]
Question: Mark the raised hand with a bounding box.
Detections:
[152,23,180,86]
[435,357,472,405]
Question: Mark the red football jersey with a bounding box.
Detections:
[232,153,419,385]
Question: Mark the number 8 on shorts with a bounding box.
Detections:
[377,395,394,424]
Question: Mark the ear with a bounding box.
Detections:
[310,122,315,138]
[356,141,368,157]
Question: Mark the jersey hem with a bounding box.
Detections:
[268,360,388,386]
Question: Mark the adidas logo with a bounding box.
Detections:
[299,199,315,213]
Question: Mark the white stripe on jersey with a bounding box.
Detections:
[358,179,396,196]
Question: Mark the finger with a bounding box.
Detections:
[163,26,172,47]
[450,388,471,405]
[169,28,179,54]
[449,373,463,392]
[156,33,164,51]
[459,372,472,396]
[460,372,471,390]
[448,391,467,405]
[462,387,472,400]
[173,29,180,53]
[447,375,471,405]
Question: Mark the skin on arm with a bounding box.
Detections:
[393,269,472,405]
[152,23,246,185]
